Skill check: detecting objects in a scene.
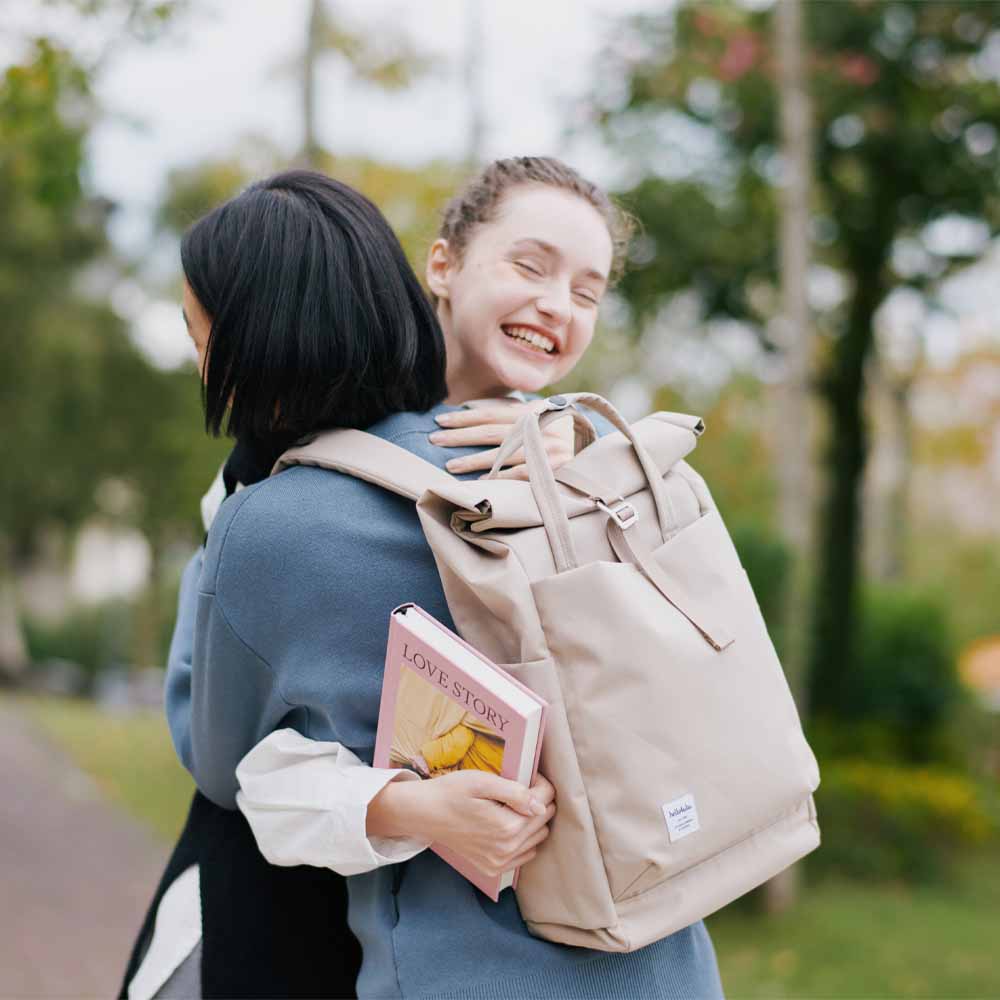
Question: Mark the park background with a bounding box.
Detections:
[1,0,999,995]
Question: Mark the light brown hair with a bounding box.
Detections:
[437,156,635,285]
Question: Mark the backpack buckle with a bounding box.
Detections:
[597,498,639,530]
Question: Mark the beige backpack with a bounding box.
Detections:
[275,392,820,953]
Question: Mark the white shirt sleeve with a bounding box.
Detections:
[235,728,431,876]
[200,463,228,533]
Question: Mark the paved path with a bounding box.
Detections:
[0,702,169,999]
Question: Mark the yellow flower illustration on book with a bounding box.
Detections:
[390,663,506,777]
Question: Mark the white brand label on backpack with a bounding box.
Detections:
[663,793,700,843]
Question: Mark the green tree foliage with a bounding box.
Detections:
[1,36,227,672]
[0,41,114,556]
[0,39,221,555]
[157,159,256,236]
[591,0,1000,719]
[157,151,463,277]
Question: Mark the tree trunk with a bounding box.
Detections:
[465,0,486,167]
[0,577,28,683]
[808,260,885,718]
[132,532,164,671]
[301,0,324,167]
[766,0,814,915]
[865,356,914,583]
[884,373,914,580]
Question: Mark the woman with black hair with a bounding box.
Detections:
[123,167,449,999]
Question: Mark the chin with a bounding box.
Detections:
[509,369,551,394]
[492,355,555,395]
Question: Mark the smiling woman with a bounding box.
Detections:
[427,158,634,405]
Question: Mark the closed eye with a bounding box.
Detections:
[514,259,544,277]
[574,289,601,307]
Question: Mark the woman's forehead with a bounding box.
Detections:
[485,186,613,275]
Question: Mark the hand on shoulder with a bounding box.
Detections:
[431,400,577,480]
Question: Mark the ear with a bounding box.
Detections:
[425,238,454,301]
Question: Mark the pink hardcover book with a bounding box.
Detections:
[373,603,548,901]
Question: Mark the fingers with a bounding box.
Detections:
[433,422,570,451]
[478,807,554,875]
[432,407,570,450]
[496,823,553,875]
[529,772,556,806]
[446,437,572,476]
[485,465,531,481]
[520,819,553,853]
[434,407,523,429]
[432,424,511,449]
[470,772,546,817]
[446,446,518,475]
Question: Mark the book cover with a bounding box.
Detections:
[373,604,547,901]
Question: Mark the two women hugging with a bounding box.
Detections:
[122,157,724,1000]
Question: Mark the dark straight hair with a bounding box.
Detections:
[181,169,447,444]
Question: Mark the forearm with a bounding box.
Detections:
[237,729,430,874]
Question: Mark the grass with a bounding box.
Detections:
[707,854,1000,997]
[10,692,1000,998]
[11,692,193,842]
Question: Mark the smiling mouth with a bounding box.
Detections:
[501,325,559,355]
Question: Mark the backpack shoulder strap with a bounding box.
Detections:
[272,428,477,506]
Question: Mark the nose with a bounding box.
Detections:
[535,280,571,327]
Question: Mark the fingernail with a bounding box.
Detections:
[429,433,445,445]
[435,413,455,425]
[530,798,545,816]
[446,459,464,472]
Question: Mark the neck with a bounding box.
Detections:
[440,313,509,405]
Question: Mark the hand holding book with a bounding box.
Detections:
[373,604,549,897]
[367,769,556,877]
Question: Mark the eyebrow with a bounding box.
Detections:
[510,238,608,284]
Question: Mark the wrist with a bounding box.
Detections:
[366,773,427,841]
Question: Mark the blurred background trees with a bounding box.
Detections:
[2,4,999,983]
[0,11,228,681]
[591,0,1000,722]
[583,0,1000,907]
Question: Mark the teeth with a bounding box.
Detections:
[504,326,556,353]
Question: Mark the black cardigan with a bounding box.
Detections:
[119,790,362,998]
[122,438,361,998]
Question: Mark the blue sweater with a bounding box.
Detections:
[165,404,724,1000]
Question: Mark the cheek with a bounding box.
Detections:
[565,314,598,358]
[453,281,517,346]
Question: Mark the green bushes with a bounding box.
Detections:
[22,600,135,689]
[805,583,992,884]
[813,759,995,882]
[811,583,962,764]
[730,521,790,656]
